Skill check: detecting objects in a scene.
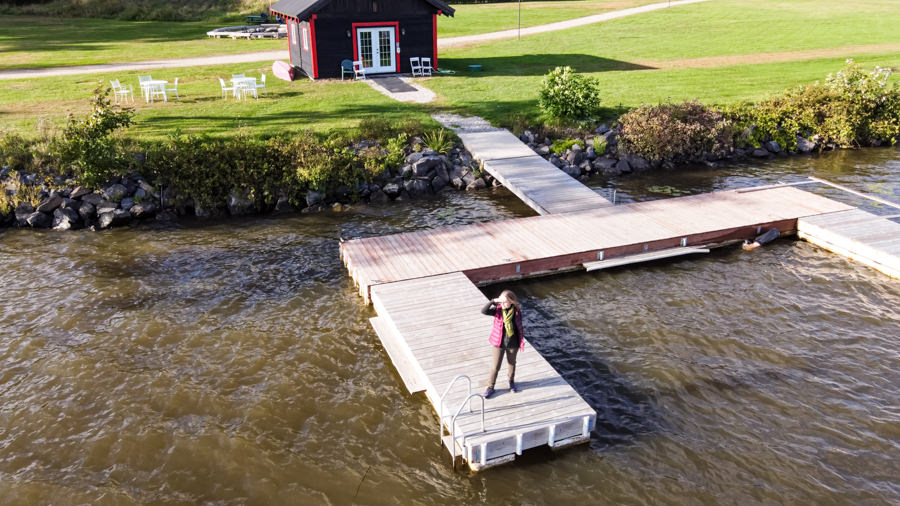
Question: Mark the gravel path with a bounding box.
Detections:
[0,0,708,81]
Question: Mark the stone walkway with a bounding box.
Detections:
[0,0,709,80]
[364,76,436,104]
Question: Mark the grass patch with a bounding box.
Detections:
[0,16,283,70]
[438,0,658,38]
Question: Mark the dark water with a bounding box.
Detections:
[1,148,898,504]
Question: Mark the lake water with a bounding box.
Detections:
[1,148,898,504]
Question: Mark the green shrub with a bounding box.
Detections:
[618,100,733,163]
[56,84,133,187]
[0,132,35,172]
[538,66,602,121]
[550,138,583,155]
[725,61,900,149]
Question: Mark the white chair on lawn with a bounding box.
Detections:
[148,82,167,102]
[218,77,235,99]
[164,77,179,100]
[110,79,134,103]
[138,75,152,101]
[239,79,258,99]
[410,57,423,77]
[420,57,432,77]
[352,60,366,80]
[254,74,267,96]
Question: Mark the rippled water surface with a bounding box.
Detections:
[1,149,899,504]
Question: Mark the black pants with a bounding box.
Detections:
[487,346,518,388]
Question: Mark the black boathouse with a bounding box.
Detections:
[269,0,455,79]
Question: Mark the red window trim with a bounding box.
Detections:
[309,14,319,78]
[351,21,400,73]
[433,12,439,70]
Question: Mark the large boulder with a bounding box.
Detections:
[403,178,432,198]
[102,183,128,202]
[14,202,35,227]
[227,191,254,216]
[98,209,131,229]
[96,201,118,215]
[432,165,450,192]
[565,150,585,166]
[36,194,63,213]
[130,201,157,219]
[562,165,581,179]
[77,201,97,222]
[622,153,650,171]
[751,148,770,158]
[80,193,105,206]
[615,159,632,174]
[465,178,487,191]
[595,123,610,135]
[369,188,390,205]
[382,182,401,199]
[405,151,424,165]
[306,190,324,207]
[70,186,92,199]
[25,211,51,228]
[764,140,782,153]
[520,130,535,144]
[592,157,617,171]
[412,156,441,178]
[52,207,81,230]
[796,136,816,153]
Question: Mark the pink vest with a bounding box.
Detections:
[489,307,525,350]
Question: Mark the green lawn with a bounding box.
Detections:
[438,0,659,38]
[0,16,283,70]
[1,0,899,139]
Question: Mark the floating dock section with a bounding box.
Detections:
[799,209,900,278]
[369,272,595,470]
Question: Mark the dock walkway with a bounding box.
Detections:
[433,114,613,214]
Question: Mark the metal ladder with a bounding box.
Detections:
[437,374,486,468]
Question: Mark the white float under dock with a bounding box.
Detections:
[799,209,900,278]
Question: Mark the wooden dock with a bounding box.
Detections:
[342,185,854,471]
[346,117,898,471]
[798,209,900,278]
[342,186,853,302]
[369,272,595,470]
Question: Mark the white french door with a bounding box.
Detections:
[357,27,396,74]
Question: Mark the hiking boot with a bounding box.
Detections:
[509,380,518,393]
[483,386,495,399]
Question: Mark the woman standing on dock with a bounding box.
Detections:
[482,290,525,399]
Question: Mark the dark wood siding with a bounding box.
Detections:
[320,0,433,16]
[313,13,435,78]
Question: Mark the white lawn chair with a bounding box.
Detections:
[110,79,134,103]
[254,74,267,96]
[420,57,432,77]
[164,77,179,100]
[138,75,152,101]
[148,82,167,102]
[410,57,423,77]
[239,79,258,99]
[218,77,234,99]
[352,60,366,80]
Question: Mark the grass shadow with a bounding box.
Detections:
[438,54,655,77]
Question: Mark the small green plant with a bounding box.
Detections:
[423,128,453,155]
[538,66,602,121]
[550,138,583,155]
[592,136,607,155]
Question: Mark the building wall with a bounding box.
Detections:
[313,12,438,78]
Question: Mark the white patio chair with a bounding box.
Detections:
[238,79,258,99]
[254,74,267,96]
[110,79,134,103]
[352,60,366,80]
[148,82,167,103]
[138,75,152,101]
[218,77,234,99]
[164,77,179,100]
[420,57,432,77]
[410,57,422,77]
